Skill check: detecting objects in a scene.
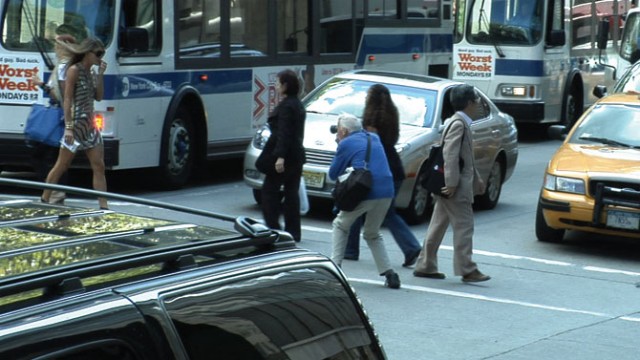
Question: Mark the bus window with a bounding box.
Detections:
[408,0,440,19]
[230,0,268,57]
[368,0,398,19]
[1,0,113,51]
[277,0,309,54]
[119,0,159,54]
[320,0,354,54]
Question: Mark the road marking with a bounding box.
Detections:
[349,277,640,322]
[299,223,640,277]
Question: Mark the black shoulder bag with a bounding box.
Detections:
[332,134,373,211]
[420,120,465,196]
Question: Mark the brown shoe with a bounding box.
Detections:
[413,271,446,279]
[462,269,490,283]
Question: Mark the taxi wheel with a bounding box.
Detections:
[535,202,564,242]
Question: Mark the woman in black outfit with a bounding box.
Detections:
[260,69,306,241]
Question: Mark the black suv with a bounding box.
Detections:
[0,179,386,359]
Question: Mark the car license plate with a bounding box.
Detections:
[606,210,640,230]
[303,171,325,189]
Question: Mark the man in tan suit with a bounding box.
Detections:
[413,84,490,282]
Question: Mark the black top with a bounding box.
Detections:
[266,96,306,166]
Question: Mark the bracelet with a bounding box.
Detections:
[65,123,74,130]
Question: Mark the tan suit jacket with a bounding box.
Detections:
[441,114,483,203]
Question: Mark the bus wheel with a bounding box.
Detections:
[474,159,503,210]
[158,108,194,188]
[400,172,433,225]
[562,86,579,129]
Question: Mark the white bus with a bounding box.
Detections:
[0,0,453,187]
[452,0,632,128]
[618,6,640,71]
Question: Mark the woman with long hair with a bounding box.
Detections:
[41,37,109,209]
[344,84,422,266]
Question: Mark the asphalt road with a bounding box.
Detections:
[3,130,640,359]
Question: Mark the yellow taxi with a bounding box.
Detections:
[536,92,640,242]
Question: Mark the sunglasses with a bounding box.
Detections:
[93,50,105,58]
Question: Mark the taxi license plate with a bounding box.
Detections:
[606,210,640,230]
[303,171,325,189]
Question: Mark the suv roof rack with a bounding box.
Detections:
[0,178,294,303]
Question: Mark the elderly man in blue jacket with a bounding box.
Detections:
[329,114,401,289]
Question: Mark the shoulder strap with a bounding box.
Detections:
[442,118,465,145]
[364,133,371,168]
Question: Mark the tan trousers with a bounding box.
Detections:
[415,195,478,276]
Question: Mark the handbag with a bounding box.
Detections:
[421,120,465,196]
[332,134,372,211]
[255,138,277,175]
[24,103,64,147]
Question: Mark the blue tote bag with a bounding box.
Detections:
[24,104,64,147]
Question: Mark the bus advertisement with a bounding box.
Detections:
[0,0,453,187]
[452,0,632,128]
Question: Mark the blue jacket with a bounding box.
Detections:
[329,131,394,200]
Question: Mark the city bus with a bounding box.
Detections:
[451,0,632,128]
[618,6,640,70]
[0,0,453,187]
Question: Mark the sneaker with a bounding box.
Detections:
[462,269,491,283]
[384,270,401,289]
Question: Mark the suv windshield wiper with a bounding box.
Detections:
[578,136,633,148]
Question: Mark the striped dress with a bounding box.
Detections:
[71,63,103,150]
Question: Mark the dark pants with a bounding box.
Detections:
[261,166,303,241]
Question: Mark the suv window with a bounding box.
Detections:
[164,267,382,359]
[34,340,138,360]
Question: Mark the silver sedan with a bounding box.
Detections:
[244,70,519,224]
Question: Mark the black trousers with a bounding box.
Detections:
[261,166,303,241]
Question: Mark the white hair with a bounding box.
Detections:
[337,113,362,133]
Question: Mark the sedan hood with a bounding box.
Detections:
[552,144,640,175]
[303,113,341,152]
[303,112,434,152]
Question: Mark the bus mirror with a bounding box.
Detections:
[592,85,607,99]
[597,19,610,50]
[120,27,149,54]
[547,30,565,47]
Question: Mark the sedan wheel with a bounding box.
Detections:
[474,160,502,210]
[400,174,433,225]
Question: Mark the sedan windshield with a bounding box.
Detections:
[570,104,640,148]
[304,78,438,128]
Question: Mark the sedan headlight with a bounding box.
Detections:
[252,125,271,149]
[543,174,585,194]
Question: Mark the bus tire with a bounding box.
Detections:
[561,83,580,129]
[535,202,564,242]
[474,159,503,210]
[157,108,194,188]
[400,170,433,225]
